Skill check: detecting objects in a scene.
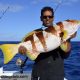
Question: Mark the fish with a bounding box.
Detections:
[0,19,80,64]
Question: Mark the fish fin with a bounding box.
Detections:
[60,42,68,52]
[62,30,68,40]
[0,44,18,64]
[22,31,35,42]
[26,50,39,60]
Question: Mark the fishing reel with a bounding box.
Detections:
[16,57,28,73]
[16,58,24,73]
[16,58,23,66]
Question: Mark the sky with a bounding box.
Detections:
[0,0,80,41]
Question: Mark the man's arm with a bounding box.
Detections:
[59,32,77,58]
[60,32,77,52]
[60,40,71,53]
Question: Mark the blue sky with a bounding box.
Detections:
[0,0,80,41]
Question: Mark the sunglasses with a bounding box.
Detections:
[42,16,53,19]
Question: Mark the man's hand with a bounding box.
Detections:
[60,41,71,53]
[18,46,27,55]
[70,32,77,39]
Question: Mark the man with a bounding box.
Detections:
[19,6,76,80]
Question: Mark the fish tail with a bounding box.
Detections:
[0,44,18,64]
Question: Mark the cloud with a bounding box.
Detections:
[31,0,56,4]
[9,4,24,12]
[60,0,79,5]
[0,33,21,41]
[0,3,24,12]
[31,0,79,5]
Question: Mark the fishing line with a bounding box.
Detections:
[54,0,63,12]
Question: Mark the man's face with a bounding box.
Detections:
[41,10,54,27]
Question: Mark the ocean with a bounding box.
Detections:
[0,41,80,80]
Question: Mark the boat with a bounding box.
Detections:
[0,67,68,80]
[0,67,31,80]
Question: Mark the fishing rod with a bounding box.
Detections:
[0,6,10,20]
[54,0,63,12]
